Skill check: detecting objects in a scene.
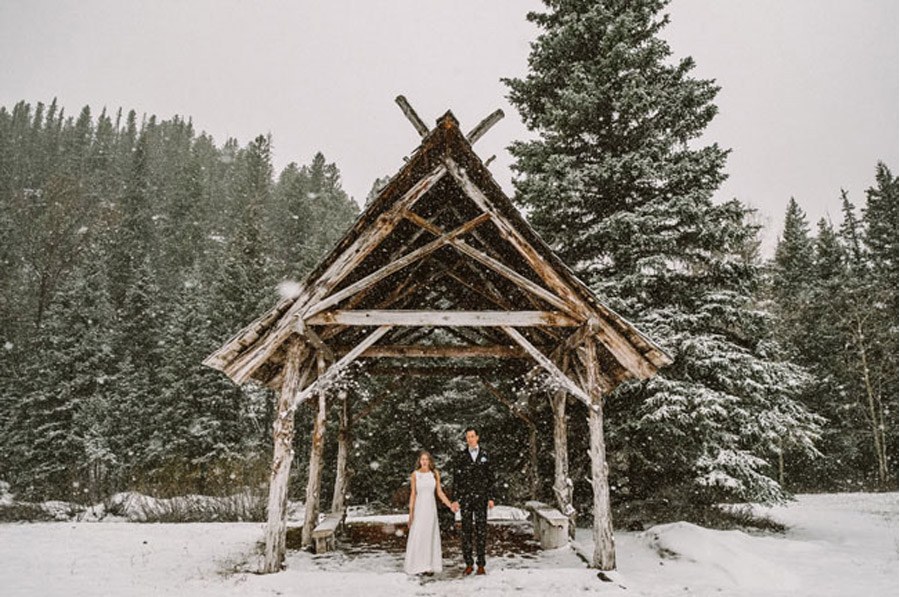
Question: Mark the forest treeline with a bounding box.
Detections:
[0,99,359,502]
[0,1,896,523]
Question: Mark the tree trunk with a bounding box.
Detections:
[550,388,576,539]
[331,389,350,514]
[301,352,329,548]
[584,341,616,570]
[262,340,306,573]
[854,320,888,487]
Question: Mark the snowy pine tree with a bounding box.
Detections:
[505,0,822,507]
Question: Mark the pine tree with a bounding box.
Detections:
[772,198,815,359]
[505,0,822,507]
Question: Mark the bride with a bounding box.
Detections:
[404,451,455,575]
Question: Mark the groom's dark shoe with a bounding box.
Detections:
[463,565,474,576]
[476,566,486,575]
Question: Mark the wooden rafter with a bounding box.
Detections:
[302,213,492,320]
[501,326,590,405]
[466,109,504,145]
[395,95,429,137]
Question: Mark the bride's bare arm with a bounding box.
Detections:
[434,471,453,509]
[408,472,417,525]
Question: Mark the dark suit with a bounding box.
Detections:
[452,446,495,567]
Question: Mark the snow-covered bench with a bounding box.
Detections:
[312,513,343,553]
[525,500,569,549]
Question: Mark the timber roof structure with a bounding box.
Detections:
[203,106,672,406]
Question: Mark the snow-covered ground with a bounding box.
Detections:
[0,492,896,597]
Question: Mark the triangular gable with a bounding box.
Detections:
[203,111,672,390]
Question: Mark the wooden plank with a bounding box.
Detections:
[308,310,580,327]
[466,109,504,145]
[290,325,393,409]
[302,212,492,320]
[395,95,429,137]
[501,326,591,406]
[333,344,526,359]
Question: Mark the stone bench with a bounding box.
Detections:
[311,512,343,553]
[524,500,569,550]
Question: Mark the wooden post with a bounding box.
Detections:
[331,389,350,514]
[583,340,616,570]
[550,388,576,539]
[262,340,308,573]
[301,352,329,548]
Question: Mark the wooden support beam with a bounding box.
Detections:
[550,386,577,539]
[330,389,350,515]
[501,326,591,406]
[584,339,616,570]
[466,109,504,145]
[290,325,394,409]
[301,352,329,548]
[308,310,579,327]
[395,95,429,137]
[333,344,526,359]
[302,212,492,320]
[262,339,310,573]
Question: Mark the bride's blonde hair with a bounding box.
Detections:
[415,450,437,473]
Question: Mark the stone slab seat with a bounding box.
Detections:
[524,500,569,550]
[311,512,343,553]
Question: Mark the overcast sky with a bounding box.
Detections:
[1,0,896,255]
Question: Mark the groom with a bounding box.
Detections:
[450,426,495,576]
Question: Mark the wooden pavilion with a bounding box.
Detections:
[203,98,672,573]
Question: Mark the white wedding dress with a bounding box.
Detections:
[404,470,443,574]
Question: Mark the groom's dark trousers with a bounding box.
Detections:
[451,447,495,567]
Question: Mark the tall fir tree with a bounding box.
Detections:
[505,0,822,508]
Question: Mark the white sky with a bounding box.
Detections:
[1,0,897,255]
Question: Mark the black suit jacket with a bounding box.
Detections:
[451,447,495,506]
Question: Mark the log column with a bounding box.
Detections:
[550,387,576,539]
[301,352,329,548]
[330,389,350,514]
[584,340,616,570]
[262,340,307,573]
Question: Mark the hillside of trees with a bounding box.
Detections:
[0,99,358,502]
